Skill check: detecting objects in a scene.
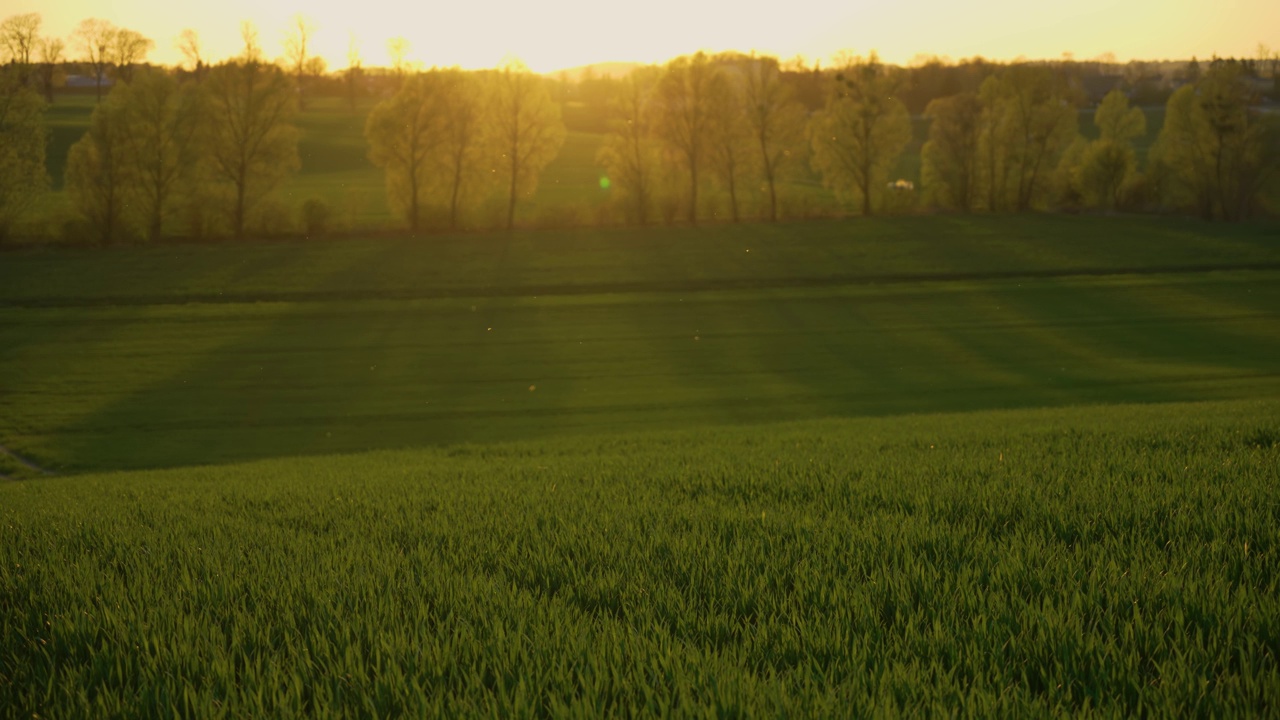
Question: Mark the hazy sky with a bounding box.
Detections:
[3,0,1277,72]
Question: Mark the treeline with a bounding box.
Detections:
[1,12,1279,243]
[0,16,571,242]
[595,52,1278,224]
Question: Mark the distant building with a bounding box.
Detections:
[65,75,113,89]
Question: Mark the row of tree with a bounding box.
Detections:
[0,12,361,111]
[1,27,1278,242]
[1,22,572,243]
[8,9,1279,119]
[65,56,295,243]
[0,13,158,102]
[920,61,1280,220]
[366,67,565,233]
[596,52,1277,224]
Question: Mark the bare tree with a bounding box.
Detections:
[491,61,565,230]
[282,15,316,109]
[36,37,63,103]
[921,92,983,211]
[387,37,410,85]
[365,74,445,232]
[176,28,204,81]
[239,21,263,64]
[112,28,153,84]
[742,54,806,221]
[978,75,1011,211]
[598,68,660,224]
[810,53,911,216]
[1259,42,1280,97]
[203,43,300,239]
[437,69,489,230]
[73,18,116,101]
[0,13,41,84]
[655,52,719,223]
[995,65,1078,211]
[1258,43,1275,78]
[121,69,204,241]
[706,69,753,222]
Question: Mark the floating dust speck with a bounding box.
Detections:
[529,385,536,392]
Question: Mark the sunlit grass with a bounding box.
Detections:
[2,399,1278,715]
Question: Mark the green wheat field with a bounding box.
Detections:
[2,214,1279,715]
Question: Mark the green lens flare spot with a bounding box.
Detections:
[599,176,611,190]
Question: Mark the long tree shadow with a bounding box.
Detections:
[42,238,598,472]
[21,232,1280,473]
[623,267,1280,432]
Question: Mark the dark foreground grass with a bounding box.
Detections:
[2,399,1279,716]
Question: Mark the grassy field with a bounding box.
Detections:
[2,401,1278,715]
[2,215,1279,473]
[2,214,1279,714]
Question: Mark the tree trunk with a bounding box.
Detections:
[235,171,246,240]
[688,161,698,224]
[766,169,777,222]
[409,171,420,233]
[150,188,163,243]
[987,135,999,211]
[450,161,463,231]
[506,144,519,231]
[760,134,777,222]
[103,186,115,245]
[728,168,739,223]
[860,155,873,217]
[41,68,54,103]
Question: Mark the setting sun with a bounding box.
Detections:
[7,0,1279,71]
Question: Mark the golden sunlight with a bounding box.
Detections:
[9,0,1279,72]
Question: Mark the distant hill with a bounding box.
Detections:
[548,61,645,81]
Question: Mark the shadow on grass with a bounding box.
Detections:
[19,228,1280,473]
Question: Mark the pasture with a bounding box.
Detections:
[2,214,1279,714]
[2,215,1278,473]
[2,400,1278,715]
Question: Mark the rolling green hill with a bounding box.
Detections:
[2,215,1277,473]
[2,399,1278,715]
[3,214,1279,715]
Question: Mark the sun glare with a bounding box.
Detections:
[8,0,1278,73]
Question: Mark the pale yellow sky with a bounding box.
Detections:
[2,0,1277,73]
